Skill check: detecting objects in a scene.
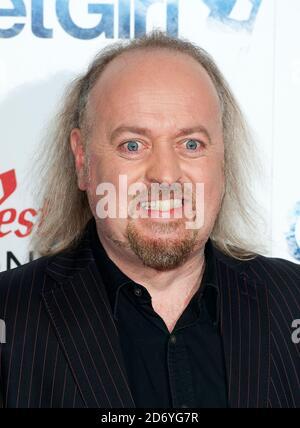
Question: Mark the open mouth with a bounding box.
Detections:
[140,198,184,212]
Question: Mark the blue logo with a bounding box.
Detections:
[286,201,300,261]
[0,0,262,39]
[203,0,262,31]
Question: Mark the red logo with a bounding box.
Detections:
[0,169,38,238]
[0,169,17,205]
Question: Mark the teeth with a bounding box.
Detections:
[141,199,183,211]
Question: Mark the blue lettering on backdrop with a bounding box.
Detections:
[134,0,178,38]
[32,0,52,38]
[118,0,178,39]
[203,0,262,31]
[119,0,130,39]
[0,0,262,39]
[0,0,26,38]
[56,0,113,39]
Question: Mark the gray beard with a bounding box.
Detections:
[126,219,199,271]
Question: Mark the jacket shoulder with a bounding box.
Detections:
[213,245,300,293]
[214,249,300,334]
[249,255,300,317]
[214,244,300,280]
[0,234,95,318]
[0,255,52,309]
[227,253,300,313]
[246,254,300,289]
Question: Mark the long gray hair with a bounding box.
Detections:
[31,30,265,259]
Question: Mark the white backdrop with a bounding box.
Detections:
[0,0,300,271]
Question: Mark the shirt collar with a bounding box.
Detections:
[89,218,219,324]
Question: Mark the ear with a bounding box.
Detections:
[70,128,88,191]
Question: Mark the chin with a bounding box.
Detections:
[126,219,201,270]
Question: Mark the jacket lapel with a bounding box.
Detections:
[214,251,270,408]
[42,228,135,408]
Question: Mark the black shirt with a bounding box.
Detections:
[90,220,228,408]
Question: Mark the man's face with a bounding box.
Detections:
[71,48,225,270]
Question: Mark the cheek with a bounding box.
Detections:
[86,153,118,199]
[191,154,224,182]
[194,160,224,208]
[205,175,225,213]
[85,156,130,235]
[84,155,109,218]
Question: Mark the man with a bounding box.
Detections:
[0,31,300,408]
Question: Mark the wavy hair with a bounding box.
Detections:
[31,30,266,259]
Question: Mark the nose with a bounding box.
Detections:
[144,143,183,185]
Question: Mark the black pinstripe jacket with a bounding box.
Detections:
[0,222,300,408]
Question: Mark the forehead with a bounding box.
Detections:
[87,48,222,132]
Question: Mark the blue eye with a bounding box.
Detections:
[125,140,139,151]
[185,139,200,150]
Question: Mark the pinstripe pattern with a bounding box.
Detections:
[0,222,299,407]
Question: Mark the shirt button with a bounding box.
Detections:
[169,334,176,344]
[134,287,142,297]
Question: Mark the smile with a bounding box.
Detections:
[141,199,183,212]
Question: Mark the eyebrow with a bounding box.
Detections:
[110,125,212,144]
